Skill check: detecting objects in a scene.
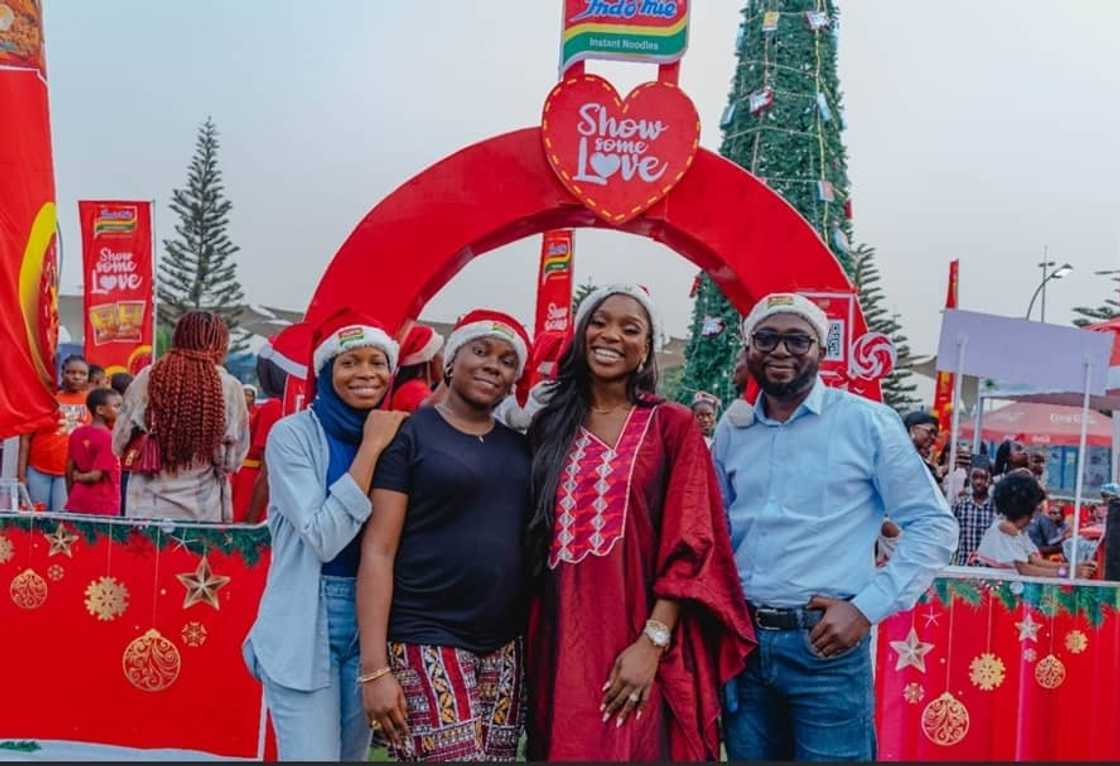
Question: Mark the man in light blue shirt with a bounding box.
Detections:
[714,293,957,762]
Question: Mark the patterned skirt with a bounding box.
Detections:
[387,637,525,762]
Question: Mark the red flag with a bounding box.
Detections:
[534,230,575,339]
[79,201,154,377]
[0,5,59,436]
[931,260,960,432]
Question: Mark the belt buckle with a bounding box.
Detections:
[753,607,783,630]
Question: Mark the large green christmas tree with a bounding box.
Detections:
[678,0,915,409]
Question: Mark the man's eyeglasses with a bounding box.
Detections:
[750,330,817,356]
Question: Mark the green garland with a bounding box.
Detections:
[0,516,271,567]
[921,576,1120,629]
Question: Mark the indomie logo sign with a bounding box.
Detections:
[561,0,689,72]
[93,205,138,237]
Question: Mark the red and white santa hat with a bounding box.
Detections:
[443,309,531,380]
[398,323,445,368]
[311,307,399,376]
[573,283,666,350]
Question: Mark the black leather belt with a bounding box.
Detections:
[748,603,823,631]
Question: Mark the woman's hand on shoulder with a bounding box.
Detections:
[362,410,409,452]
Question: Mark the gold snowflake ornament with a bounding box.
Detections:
[47,564,64,581]
[0,533,13,564]
[1064,630,1088,655]
[84,576,129,621]
[1023,648,1038,663]
[903,682,925,704]
[969,652,1006,691]
[181,621,208,648]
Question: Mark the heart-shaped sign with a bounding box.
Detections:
[99,274,118,292]
[541,73,700,224]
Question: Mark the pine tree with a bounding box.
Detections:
[572,278,598,315]
[159,117,247,351]
[680,1,871,401]
[1072,275,1120,326]
[850,244,920,411]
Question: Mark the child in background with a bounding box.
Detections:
[18,355,91,510]
[976,469,1095,578]
[65,388,123,515]
[88,365,109,389]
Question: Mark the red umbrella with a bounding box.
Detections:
[960,400,1113,448]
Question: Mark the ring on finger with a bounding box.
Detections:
[628,691,640,703]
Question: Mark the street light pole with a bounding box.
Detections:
[1040,250,1049,322]
[1026,260,1073,321]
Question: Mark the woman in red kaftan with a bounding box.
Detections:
[526,285,756,762]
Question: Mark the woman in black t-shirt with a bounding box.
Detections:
[356,309,533,762]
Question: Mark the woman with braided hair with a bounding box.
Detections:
[112,311,250,521]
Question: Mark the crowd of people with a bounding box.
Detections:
[900,410,1118,581]
[9,286,1119,762]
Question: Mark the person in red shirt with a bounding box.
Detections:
[18,355,91,510]
[65,387,123,515]
[388,322,444,413]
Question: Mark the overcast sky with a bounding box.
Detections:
[45,0,1120,381]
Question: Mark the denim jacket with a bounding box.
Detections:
[242,408,373,691]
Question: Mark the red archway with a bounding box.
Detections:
[306,127,858,335]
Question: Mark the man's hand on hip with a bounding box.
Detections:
[807,595,871,657]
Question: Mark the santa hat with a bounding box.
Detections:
[691,390,721,410]
[399,323,445,368]
[443,309,531,380]
[311,307,399,377]
[573,283,666,350]
[742,292,830,347]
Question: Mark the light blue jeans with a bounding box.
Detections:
[723,627,876,761]
[259,576,371,761]
[26,466,67,511]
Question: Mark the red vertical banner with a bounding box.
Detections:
[0,1,59,435]
[932,260,960,431]
[79,201,154,377]
[534,229,575,339]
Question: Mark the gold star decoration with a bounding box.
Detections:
[890,627,935,673]
[968,652,1006,691]
[44,524,79,558]
[1015,612,1041,643]
[175,555,231,611]
[1064,630,1089,655]
[0,533,13,564]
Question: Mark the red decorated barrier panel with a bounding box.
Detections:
[0,512,271,759]
[876,570,1120,761]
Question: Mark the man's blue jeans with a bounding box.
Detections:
[723,626,876,761]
